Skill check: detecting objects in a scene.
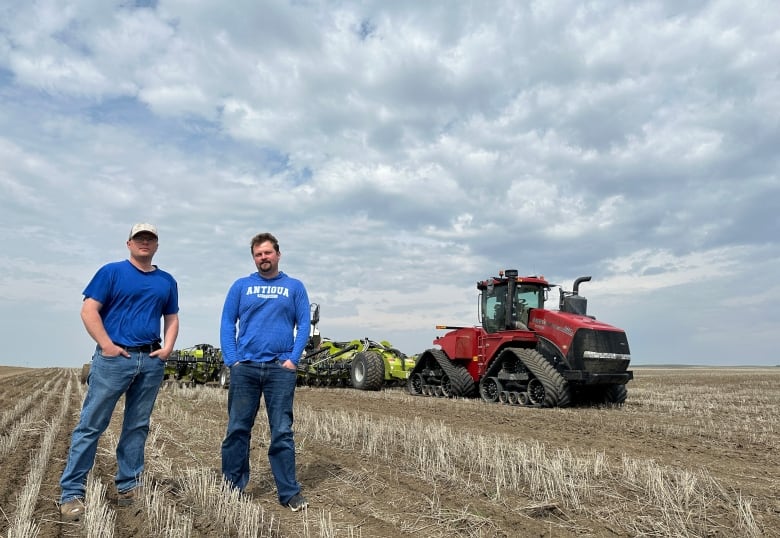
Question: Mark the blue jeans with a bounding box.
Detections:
[59,348,164,503]
[221,360,300,505]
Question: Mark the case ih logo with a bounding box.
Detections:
[531,317,573,336]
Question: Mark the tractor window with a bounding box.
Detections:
[482,282,544,332]
[513,285,544,327]
[515,285,544,309]
[482,285,506,333]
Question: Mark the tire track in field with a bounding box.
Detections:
[2,368,778,537]
[0,369,75,538]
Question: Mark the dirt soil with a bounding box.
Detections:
[0,366,778,537]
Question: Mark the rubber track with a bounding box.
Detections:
[509,348,571,407]
[430,349,476,397]
[604,384,627,405]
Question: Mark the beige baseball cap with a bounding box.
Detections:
[128,223,158,239]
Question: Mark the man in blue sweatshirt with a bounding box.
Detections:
[220,232,310,512]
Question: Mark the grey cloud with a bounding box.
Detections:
[0,0,777,366]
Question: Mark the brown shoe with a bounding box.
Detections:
[60,498,85,522]
[117,486,143,507]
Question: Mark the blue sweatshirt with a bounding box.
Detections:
[220,271,310,367]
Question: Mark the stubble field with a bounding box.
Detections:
[0,365,778,537]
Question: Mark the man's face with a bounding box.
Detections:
[127,232,159,258]
[253,240,280,276]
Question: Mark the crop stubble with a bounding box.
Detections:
[0,366,778,537]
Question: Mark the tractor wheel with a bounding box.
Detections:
[479,376,502,403]
[408,373,424,395]
[80,363,91,385]
[218,365,230,389]
[527,378,545,405]
[440,375,453,397]
[513,348,571,407]
[444,364,477,397]
[350,350,384,391]
[429,349,476,397]
[602,384,628,406]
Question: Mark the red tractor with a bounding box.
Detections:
[407,270,633,407]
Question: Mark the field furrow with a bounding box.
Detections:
[0,366,778,537]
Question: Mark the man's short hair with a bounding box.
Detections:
[250,233,279,253]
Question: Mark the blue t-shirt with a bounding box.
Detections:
[220,271,310,367]
[83,260,179,346]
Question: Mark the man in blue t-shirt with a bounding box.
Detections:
[59,223,179,521]
[220,232,310,512]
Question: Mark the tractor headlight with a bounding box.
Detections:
[583,351,631,361]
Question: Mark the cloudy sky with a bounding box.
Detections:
[1,0,778,369]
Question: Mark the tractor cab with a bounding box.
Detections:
[480,270,549,333]
[410,270,632,406]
